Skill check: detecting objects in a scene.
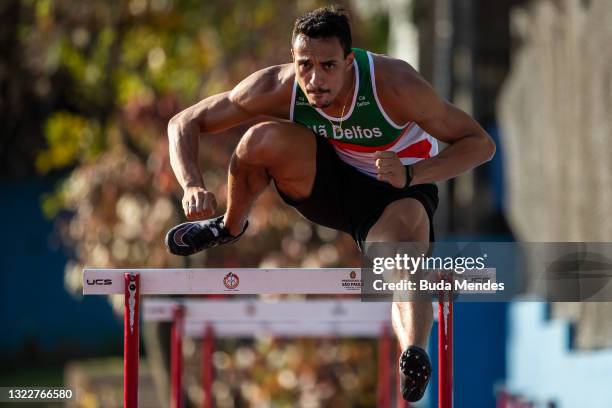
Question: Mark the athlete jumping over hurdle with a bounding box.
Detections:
[165,6,495,402]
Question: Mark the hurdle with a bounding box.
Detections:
[83,267,496,407]
[143,299,395,408]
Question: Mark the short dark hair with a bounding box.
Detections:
[292,6,352,57]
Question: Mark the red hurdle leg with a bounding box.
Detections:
[202,324,214,408]
[496,389,509,408]
[377,325,391,408]
[171,304,185,408]
[438,291,454,408]
[124,273,140,408]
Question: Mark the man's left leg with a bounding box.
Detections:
[366,197,433,402]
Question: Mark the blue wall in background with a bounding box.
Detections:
[487,125,506,214]
[0,178,121,360]
[508,302,612,407]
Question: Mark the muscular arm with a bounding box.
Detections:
[168,92,250,189]
[168,64,294,191]
[376,56,496,186]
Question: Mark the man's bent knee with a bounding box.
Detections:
[236,121,289,166]
[234,121,316,200]
[367,198,430,243]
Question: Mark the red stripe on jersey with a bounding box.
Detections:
[396,139,432,158]
[329,135,402,153]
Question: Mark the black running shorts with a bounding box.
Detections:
[275,132,439,252]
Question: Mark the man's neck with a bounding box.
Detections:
[322,66,355,117]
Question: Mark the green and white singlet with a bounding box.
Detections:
[290,48,438,177]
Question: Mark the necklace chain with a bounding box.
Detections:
[329,77,354,134]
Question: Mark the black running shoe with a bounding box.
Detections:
[399,345,432,402]
[165,215,248,256]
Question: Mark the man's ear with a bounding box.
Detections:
[345,51,355,70]
[290,48,295,62]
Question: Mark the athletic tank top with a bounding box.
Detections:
[290,48,438,177]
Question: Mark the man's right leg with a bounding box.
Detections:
[224,121,317,235]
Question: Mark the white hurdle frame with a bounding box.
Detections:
[143,299,394,408]
[83,268,364,408]
[83,267,496,407]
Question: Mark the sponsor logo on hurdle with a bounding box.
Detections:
[86,278,113,286]
[341,270,362,291]
[223,272,240,290]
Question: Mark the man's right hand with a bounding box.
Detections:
[182,186,217,220]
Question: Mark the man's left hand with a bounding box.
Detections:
[374,151,408,188]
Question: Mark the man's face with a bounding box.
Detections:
[292,35,354,109]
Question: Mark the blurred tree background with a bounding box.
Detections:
[1,0,390,406]
[2,0,391,273]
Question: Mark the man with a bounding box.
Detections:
[165,6,495,402]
